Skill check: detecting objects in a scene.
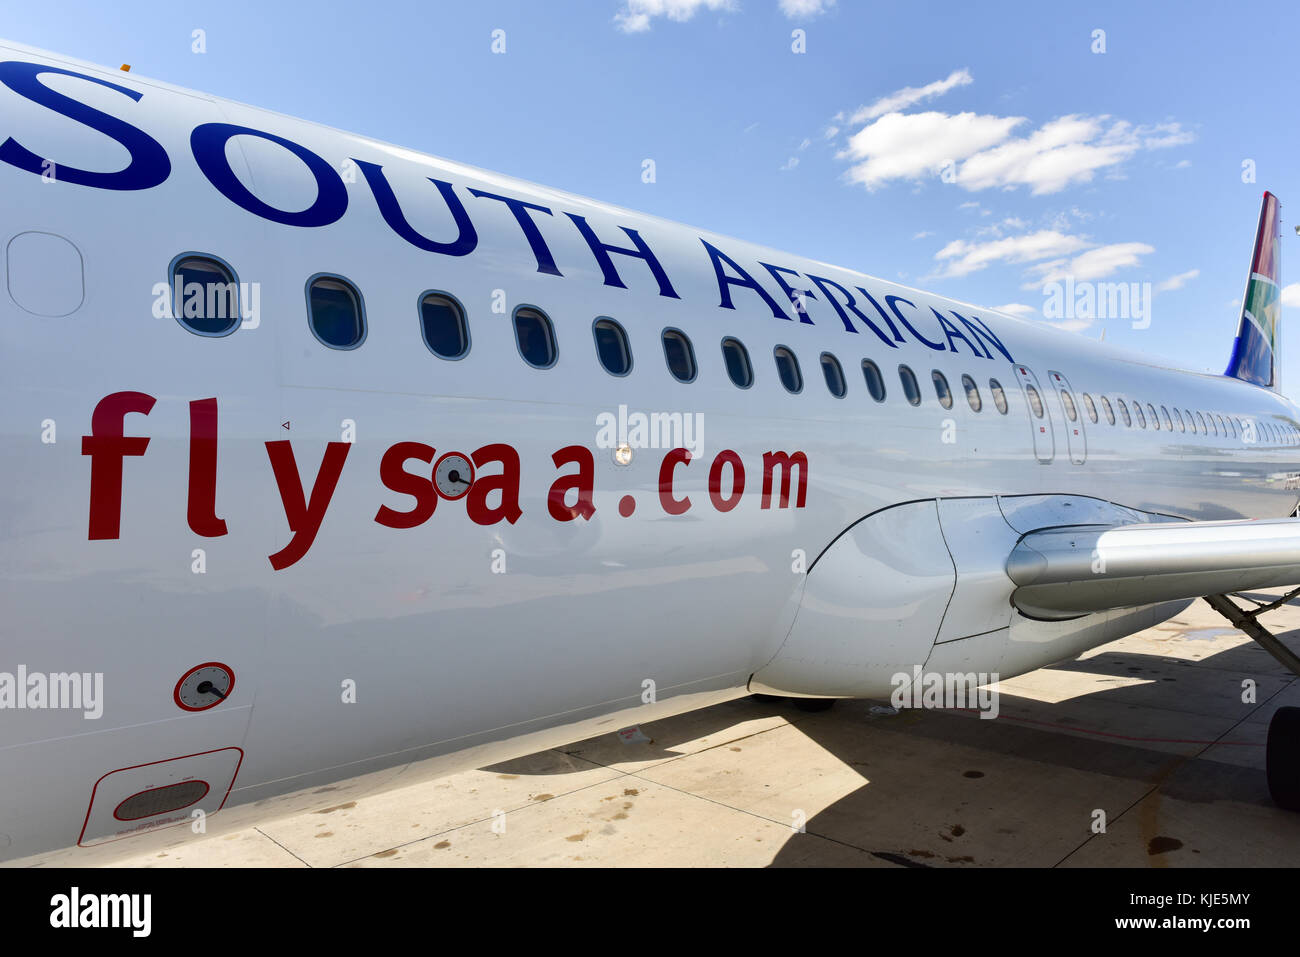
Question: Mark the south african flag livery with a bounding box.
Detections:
[1226,191,1282,389]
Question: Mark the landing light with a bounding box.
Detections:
[613,444,633,466]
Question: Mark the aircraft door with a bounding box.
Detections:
[1014,365,1055,463]
[1047,370,1087,464]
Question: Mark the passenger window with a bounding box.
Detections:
[1146,403,1158,430]
[592,317,631,376]
[1082,392,1098,423]
[1117,399,1132,427]
[514,306,558,368]
[1173,408,1185,432]
[1160,406,1172,431]
[1208,414,1218,437]
[899,365,921,406]
[1196,411,1207,433]
[172,254,240,336]
[862,359,886,401]
[721,337,753,388]
[1025,384,1044,418]
[821,353,847,398]
[419,292,469,359]
[662,328,697,382]
[989,378,1008,414]
[961,374,981,412]
[307,274,365,349]
[1100,395,1115,425]
[1185,410,1196,433]
[774,346,802,393]
[1133,402,1147,429]
[932,370,953,409]
[1061,389,1078,422]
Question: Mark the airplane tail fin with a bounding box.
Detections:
[1225,191,1282,389]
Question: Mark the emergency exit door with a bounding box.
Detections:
[1014,365,1055,463]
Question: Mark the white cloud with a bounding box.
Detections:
[614,0,736,32]
[1283,283,1300,308]
[1025,242,1155,286]
[846,69,974,124]
[933,229,1092,278]
[840,110,1023,190]
[913,230,933,239]
[780,0,835,15]
[835,76,1196,194]
[993,302,1039,319]
[779,156,800,171]
[798,137,811,150]
[1156,269,1199,292]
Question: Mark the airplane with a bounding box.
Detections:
[0,36,1297,865]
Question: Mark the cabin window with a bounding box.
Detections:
[821,353,847,398]
[774,346,802,393]
[592,318,631,376]
[419,292,469,359]
[1117,398,1132,427]
[1082,392,1098,423]
[932,370,953,409]
[1196,411,1207,433]
[1173,408,1185,432]
[662,328,697,382]
[862,359,886,401]
[1145,403,1158,430]
[514,306,557,368]
[1061,389,1078,422]
[899,365,922,406]
[989,378,1008,414]
[307,274,365,350]
[1185,410,1196,433]
[1218,414,1229,437]
[172,254,240,337]
[1226,415,1237,438]
[962,374,981,412]
[721,337,753,388]
[1208,413,1218,437]
[1133,403,1147,429]
[1100,395,1115,425]
[1025,384,1044,418]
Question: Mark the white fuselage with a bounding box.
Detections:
[0,40,1296,862]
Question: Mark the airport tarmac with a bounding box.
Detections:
[97,592,1300,867]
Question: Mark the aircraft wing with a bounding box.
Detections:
[1007,517,1300,620]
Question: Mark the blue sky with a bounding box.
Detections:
[5,0,1299,382]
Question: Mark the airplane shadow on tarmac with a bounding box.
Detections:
[485,597,1300,866]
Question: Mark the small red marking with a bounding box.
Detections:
[618,495,636,517]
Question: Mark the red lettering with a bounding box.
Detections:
[708,450,745,512]
[265,440,351,569]
[187,397,227,537]
[81,391,155,540]
[548,445,596,521]
[658,448,692,514]
[761,451,808,509]
[465,443,523,526]
[374,442,437,529]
